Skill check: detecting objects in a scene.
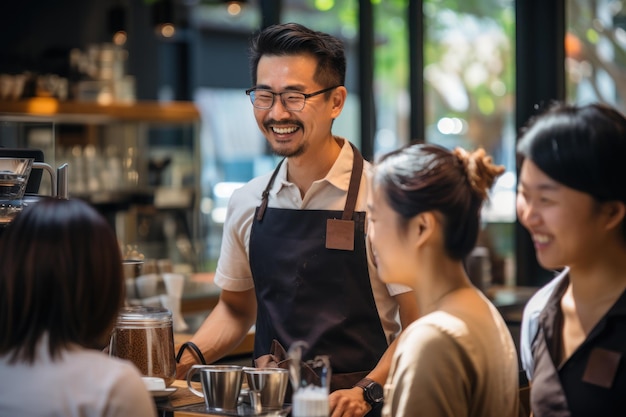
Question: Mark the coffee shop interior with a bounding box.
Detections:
[1,0,625,362]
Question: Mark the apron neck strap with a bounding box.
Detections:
[256,142,365,222]
[343,143,364,220]
[256,158,285,222]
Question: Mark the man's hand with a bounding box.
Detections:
[328,386,371,417]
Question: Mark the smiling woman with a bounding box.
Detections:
[517,102,626,417]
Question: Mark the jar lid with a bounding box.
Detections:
[116,305,172,327]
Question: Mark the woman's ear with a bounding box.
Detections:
[410,211,438,247]
[602,201,626,232]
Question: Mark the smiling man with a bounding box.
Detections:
[176,23,419,417]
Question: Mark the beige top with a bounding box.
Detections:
[382,292,519,417]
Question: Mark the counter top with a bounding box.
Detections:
[487,285,538,308]
[181,273,221,316]
[487,285,538,324]
[178,281,539,325]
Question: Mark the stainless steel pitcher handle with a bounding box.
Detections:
[33,162,56,197]
[31,162,69,199]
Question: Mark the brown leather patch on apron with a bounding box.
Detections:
[582,347,621,388]
[326,219,355,251]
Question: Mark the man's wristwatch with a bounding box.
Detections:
[355,378,384,407]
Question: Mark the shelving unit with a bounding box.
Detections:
[0,98,206,271]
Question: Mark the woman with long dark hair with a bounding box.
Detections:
[0,198,155,416]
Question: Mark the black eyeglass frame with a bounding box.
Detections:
[245,85,342,111]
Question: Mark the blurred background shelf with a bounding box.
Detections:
[0,98,200,123]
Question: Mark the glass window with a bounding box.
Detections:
[566,0,626,113]
[371,1,410,156]
[422,0,517,286]
[282,0,361,145]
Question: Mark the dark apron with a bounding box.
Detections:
[530,277,626,417]
[249,144,388,394]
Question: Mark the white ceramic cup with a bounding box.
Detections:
[135,273,159,298]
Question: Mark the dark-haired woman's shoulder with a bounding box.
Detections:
[520,268,569,380]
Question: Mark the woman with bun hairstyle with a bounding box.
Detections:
[368,143,519,417]
[517,102,626,417]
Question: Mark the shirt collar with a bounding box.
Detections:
[271,136,354,195]
[323,137,354,192]
[539,269,626,343]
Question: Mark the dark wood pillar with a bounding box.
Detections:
[515,0,566,286]
[358,0,375,161]
[408,0,425,143]
[259,0,281,29]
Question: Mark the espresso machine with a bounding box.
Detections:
[0,149,68,230]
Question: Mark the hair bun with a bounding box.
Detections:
[453,147,505,199]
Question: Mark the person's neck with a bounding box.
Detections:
[568,249,626,305]
[561,248,626,336]
[414,251,471,315]
[287,136,342,197]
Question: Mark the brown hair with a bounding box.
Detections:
[372,143,504,260]
[0,198,125,364]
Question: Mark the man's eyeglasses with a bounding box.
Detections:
[245,85,341,111]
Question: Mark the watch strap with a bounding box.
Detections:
[355,378,375,390]
[354,378,384,406]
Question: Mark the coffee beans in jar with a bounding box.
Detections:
[109,306,176,386]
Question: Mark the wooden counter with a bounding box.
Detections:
[177,273,255,361]
[180,273,220,316]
